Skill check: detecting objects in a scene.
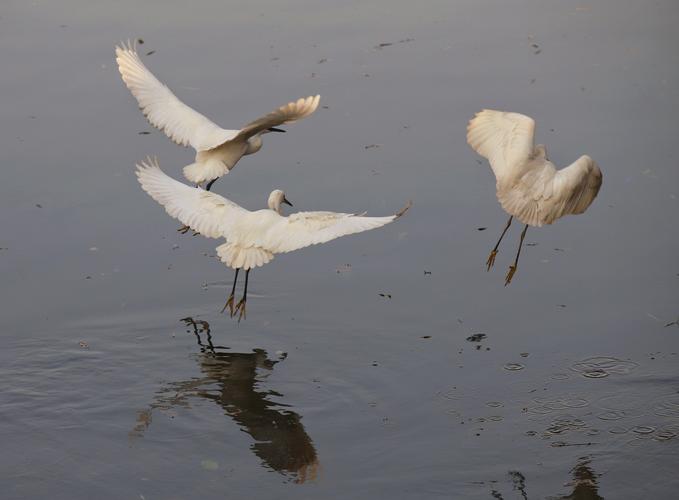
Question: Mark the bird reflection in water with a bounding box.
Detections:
[130,317,319,483]
[554,456,603,500]
[489,458,602,499]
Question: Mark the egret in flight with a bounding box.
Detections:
[115,42,320,191]
[136,158,411,321]
[467,110,602,285]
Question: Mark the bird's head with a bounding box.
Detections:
[268,189,293,214]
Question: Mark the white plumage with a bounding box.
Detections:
[116,42,320,186]
[136,158,410,318]
[467,109,602,284]
[467,110,602,227]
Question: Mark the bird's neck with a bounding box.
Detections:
[246,136,263,154]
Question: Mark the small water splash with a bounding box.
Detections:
[570,356,639,378]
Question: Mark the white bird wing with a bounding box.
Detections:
[467,110,536,182]
[135,157,247,238]
[116,42,237,152]
[498,155,602,226]
[231,95,321,143]
[254,202,409,254]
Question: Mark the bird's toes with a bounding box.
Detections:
[221,295,235,315]
[504,266,517,286]
[235,301,247,323]
[177,225,190,234]
[486,250,498,271]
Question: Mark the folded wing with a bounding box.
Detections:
[135,157,247,238]
[498,155,602,226]
[467,110,536,182]
[233,95,321,143]
[116,42,237,151]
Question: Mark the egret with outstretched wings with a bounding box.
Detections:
[116,42,320,191]
[136,158,410,320]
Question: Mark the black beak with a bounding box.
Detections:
[268,127,286,133]
[282,196,293,207]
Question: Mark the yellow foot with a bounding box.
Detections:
[486,250,498,271]
[233,298,247,323]
[504,265,517,286]
[221,294,235,315]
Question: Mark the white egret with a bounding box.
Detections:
[115,42,320,191]
[136,157,411,320]
[467,110,602,285]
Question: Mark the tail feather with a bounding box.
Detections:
[216,243,274,270]
[183,159,229,185]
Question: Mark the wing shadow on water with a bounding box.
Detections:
[130,317,319,483]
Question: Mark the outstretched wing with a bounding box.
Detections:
[116,42,237,151]
[135,157,247,238]
[467,110,536,182]
[233,95,320,143]
[498,155,602,226]
[255,201,410,254]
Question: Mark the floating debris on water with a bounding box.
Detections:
[374,38,414,50]
[378,293,392,299]
[466,333,486,342]
[504,363,524,371]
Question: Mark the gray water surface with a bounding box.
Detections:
[1,0,678,498]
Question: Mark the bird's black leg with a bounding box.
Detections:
[234,269,250,322]
[222,268,240,316]
[505,224,528,286]
[206,178,218,192]
[486,215,513,271]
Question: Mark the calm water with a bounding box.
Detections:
[1,0,678,498]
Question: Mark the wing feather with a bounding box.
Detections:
[467,110,536,182]
[115,42,237,151]
[254,206,405,254]
[497,155,602,226]
[135,157,246,238]
[233,95,320,142]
